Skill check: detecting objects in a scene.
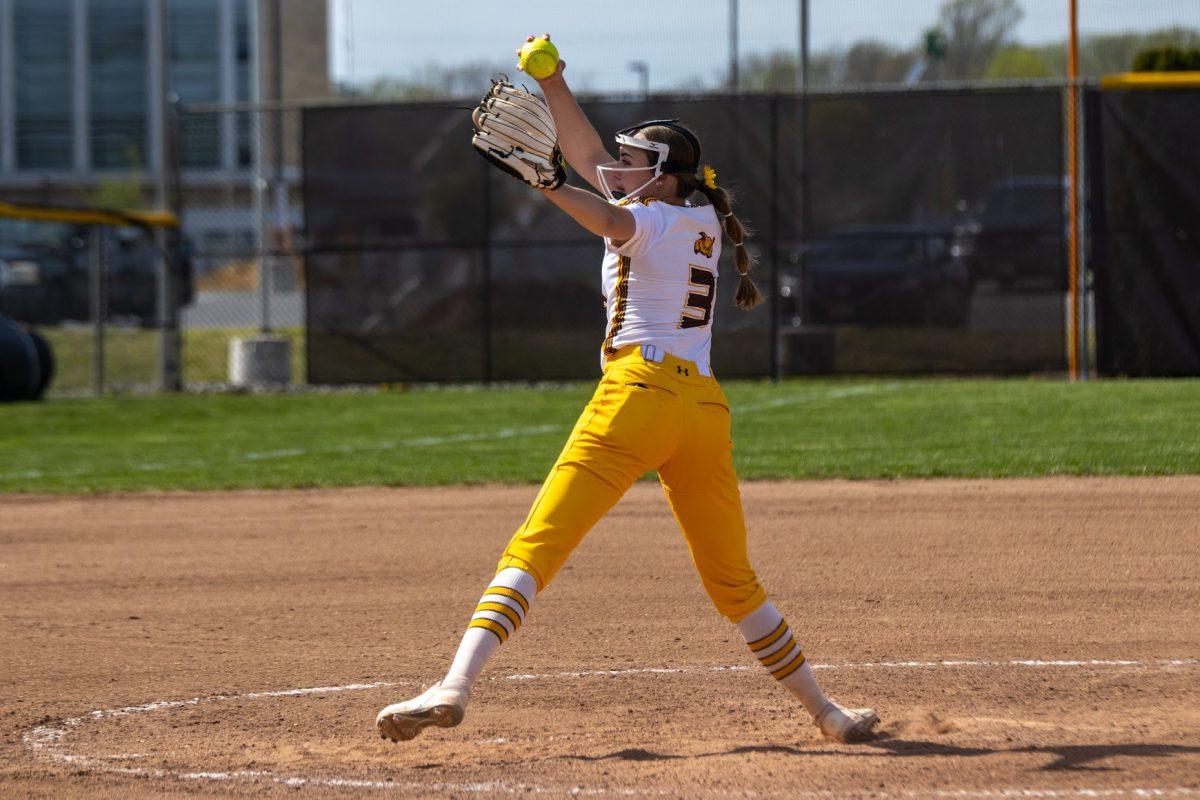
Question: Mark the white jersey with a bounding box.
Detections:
[600,199,722,376]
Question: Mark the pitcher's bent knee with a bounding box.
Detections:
[707,578,768,623]
[496,553,548,593]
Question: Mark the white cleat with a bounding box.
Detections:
[376,681,468,743]
[814,701,880,743]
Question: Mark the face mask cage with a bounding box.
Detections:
[596,136,670,201]
[596,118,703,202]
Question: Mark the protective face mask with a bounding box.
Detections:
[596,133,670,201]
[595,164,662,201]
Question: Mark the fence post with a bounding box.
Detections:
[1083,88,1109,377]
[158,93,183,392]
[152,0,181,391]
[481,161,493,384]
[797,71,811,377]
[768,96,780,383]
[265,1,286,333]
[90,226,105,396]
[1075,84,1089,381]
[1065,0,1082,381]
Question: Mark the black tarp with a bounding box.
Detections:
[782,89,1065,374]
[303,88,1067,384]
[1089,88,1200,376]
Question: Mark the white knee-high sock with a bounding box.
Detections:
[443,567,537,689]
[736,602,830,718]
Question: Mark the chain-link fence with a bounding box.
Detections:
[0,210,180,396]
[174,104,304,388]
[302,85,1072,383]
[0,104,304,396]
[6,80,1195,393]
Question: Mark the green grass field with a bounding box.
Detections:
[1,378,1197,493]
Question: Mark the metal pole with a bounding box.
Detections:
[729,0,738,91]
[481,159,493,383]
[768,97,780,383]
[1077,90,1089,381]
[90,227,105,396]
[262,0,284,333]
[150,0,181,391]
[249,0,267,332]
[797,0,811,342]
[168,92,187,380]
[628,61,648,100]
[1065,0,1081,381]
[799,0,809,90]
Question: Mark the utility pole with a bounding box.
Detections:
[628,61,649,100]
[798,0,808,91]
[1066,0,1082,381]
[729,0,739,91]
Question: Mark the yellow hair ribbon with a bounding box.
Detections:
[701,164,717,190]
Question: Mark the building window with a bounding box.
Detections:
[14,0,73,169]
[90,0,148,170]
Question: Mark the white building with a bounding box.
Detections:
[0,0,328,260]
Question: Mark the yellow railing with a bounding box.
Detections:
[0,201,178,229]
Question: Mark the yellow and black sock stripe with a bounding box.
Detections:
[748,619,806,681]
[483,585,529,614]
[467,584,530,644]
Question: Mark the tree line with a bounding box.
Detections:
[739,0,1200,90]
[343,0,1200,99]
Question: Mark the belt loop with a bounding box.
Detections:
[640,344,662,363]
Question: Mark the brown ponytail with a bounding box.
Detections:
[674,173,763,310]
[635,123,764,310]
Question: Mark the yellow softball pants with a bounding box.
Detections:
[496,345,767,622]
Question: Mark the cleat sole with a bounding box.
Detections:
[377,704,463,742]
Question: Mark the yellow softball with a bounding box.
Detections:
[519,35,559,80]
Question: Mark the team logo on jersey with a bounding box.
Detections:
[693,231,715,258]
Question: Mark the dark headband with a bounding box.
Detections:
[617,118,701,174]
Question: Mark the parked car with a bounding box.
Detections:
[782,224,972,328]
[0,221,89,323]
[0,218,193,326]
[962,176,1067,291]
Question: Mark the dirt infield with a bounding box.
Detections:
[2,478,1198,798]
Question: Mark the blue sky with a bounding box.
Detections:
[329,0,1198,92]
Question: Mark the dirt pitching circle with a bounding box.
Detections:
[22,660,1200,797]
[3,478,1199,798]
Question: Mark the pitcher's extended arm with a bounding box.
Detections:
[539,184,634,241]
[533,62,613,193]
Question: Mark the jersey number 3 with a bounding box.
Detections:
[679,265,716,329]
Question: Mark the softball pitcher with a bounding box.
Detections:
[376,36,879,745]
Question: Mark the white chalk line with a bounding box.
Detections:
[501,658,1199,681]
[0,424,562,481]
[734,382,903,413]
[23,657,1199,797]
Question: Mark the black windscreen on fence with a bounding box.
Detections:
[304,88,1067,384]
[1089,88,1200,377]
[780,89,1066,374]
